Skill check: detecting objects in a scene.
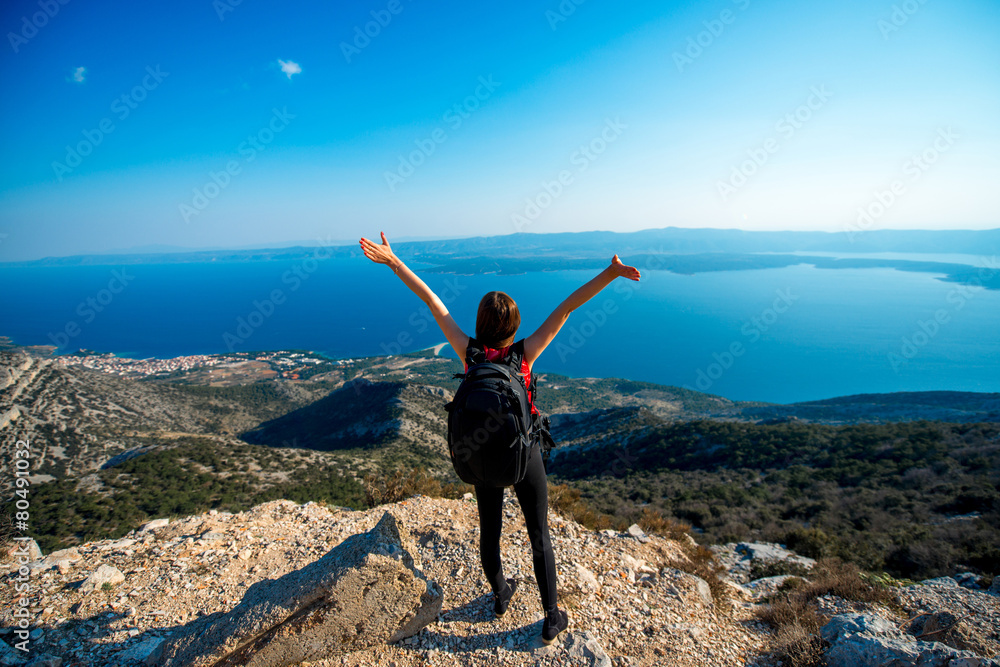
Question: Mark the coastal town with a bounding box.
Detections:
[50,349,347,382]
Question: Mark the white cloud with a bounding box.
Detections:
[278,59,302,80]
[71,66,86,83]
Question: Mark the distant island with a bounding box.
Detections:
[4,227,999,290]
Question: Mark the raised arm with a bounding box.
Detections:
[524,255,640,368]
[360,232,469,362]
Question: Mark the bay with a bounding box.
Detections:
[1,257,998,404]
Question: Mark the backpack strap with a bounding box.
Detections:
[465,337,487,367]
[505,339,526,374]
[507,340,536,409]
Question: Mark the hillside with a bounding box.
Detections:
[549,419,1000,579]
[3,495,998,667]
[2,346,999,580]
[0,351,331,483]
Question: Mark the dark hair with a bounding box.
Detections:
[476,291,520,348]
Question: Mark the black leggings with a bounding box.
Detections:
[474,443,558,613]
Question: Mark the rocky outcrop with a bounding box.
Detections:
[822,612,1000,667]
[710,541,816,584]
[79,565,126,594]
[0,496,773,666]
[894,576,1000,659]
[159,511,442,666]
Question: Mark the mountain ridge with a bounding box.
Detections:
[5,226,999,267]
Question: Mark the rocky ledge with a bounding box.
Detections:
[1,496,770,667]
[2,496,998,667]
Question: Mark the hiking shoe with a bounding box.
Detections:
[541,608,568,645]
[494,578,517,617]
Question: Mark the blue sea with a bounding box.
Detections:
[2,253,999,404]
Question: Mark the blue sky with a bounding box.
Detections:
[0,0,998,261]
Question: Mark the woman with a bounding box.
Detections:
[359,232,640,644]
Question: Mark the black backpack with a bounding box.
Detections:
[445,338,535,487]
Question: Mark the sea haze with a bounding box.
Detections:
[2,249,999,404]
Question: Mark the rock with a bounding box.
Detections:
[905,611,984,654]
[23,656,61,667]
[576,564,600,593]
[198,531,225,542]
[115,637,165,666]
[692,575,713,607]
[41,547,82,574]
[159,511,442,667]
[106,538,136,551]
[822,612,985,667]
[954,572,982,589]
[921,576,960,588]
[138,518,169,533]
[989,577,1000,596]
[45,547,81,563]
[626,524,649,543]
[0,638,27,666]
[21,560,51,575]
[80,564,125,593]
[736,541,817,570]
[621,554,645,571]
[737,542,794,561]
[5,539,42,562]
[907,611,958,638]
[822,612,900,642]
[564,631,612,667]
[723,580,752,601]
[461,492,473,501]
[745,575,804,600]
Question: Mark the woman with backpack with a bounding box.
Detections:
[360,231,640,644]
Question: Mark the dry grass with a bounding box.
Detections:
[547,483,621,532]
[638,506,693,543]
[755,558,894,667]
[363,467,472,507]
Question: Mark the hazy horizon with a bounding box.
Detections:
[3,225,999,264]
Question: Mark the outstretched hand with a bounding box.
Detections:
[610,254,640,281]
[359,232,398,268]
